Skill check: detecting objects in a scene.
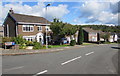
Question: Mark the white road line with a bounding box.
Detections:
[56,49,63,51]
[85,52,94,56]
[34,70,48,76]
[5,66,24,72]
[64,47,70,48]
[61,56,82,65]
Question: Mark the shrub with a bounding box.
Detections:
[33,42,42,49]
[77,26,84,45]
[118,39,120,43]
[19,43,26,49]
[11,35,26,45]
[2,37,11,43]
[103,41,110,44]
[26,41,34,46]
[48,45,53,48]
[70,40,76,46]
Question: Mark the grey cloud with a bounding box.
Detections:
[110,1,120,14]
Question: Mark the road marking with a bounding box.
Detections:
[34,70,48,76]
[80,46,85,47]
[85,52,94,56]
[61,56,82,65]
[5,66,24,72]
[64,47,70,48]
[56,49,63,51]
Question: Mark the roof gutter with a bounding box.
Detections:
[17,22,51,25]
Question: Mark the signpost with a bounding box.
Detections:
[4,42,15,49]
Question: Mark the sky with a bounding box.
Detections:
[0,0,120,25]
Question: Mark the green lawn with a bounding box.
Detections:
[82,42,96,45]
[48,45,70,48]
[40,45,70,49]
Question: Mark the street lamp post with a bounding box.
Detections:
[45,4,51,49]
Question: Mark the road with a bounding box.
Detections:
[2,44,119,75]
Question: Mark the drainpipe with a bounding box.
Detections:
[16,22,18,37]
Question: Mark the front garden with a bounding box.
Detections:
[2,35,78,50]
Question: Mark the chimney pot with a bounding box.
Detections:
[9,8,14,14]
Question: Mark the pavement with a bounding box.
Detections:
[1,44,94,56]
[2,44,119,75]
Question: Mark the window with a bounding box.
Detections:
[37,26,42,31]
[23,25,34,32]
[46,26,51,31]
[23,37,35,41]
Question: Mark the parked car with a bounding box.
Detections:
[61,38,68,44]
[51,38,69,45]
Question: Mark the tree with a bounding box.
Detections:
[62,23,78,39]
[100,33,110,42]
[50,18,78,45]
[77,26,84,45]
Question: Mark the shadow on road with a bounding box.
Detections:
[111,47,120,49]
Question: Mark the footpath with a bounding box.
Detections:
[0,44,107,56]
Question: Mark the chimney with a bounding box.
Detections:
[9,8,14,14]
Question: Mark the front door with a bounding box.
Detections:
[36,33,44,44]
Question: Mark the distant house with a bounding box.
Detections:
[83,28,101,42]
[66,31,79,43]
[0,26,3,37]
[108,33,118,42]
[3,9,51,44]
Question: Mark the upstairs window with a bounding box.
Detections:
[23,25,34,32]
[46,26,51,31]
[37,26,42,31]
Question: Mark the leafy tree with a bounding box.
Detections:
[62,23,78,38]
[100,33,110,42]
[82,25,120,33]
[50,18,78,44]
[77,26,84,45]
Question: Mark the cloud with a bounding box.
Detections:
[80,2,110,17]
[1,2,69,25]
[79,1,119,25]
[110,1,120,14]
[98,11,118,24]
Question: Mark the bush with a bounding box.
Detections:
[103,41,110,44]
[33,42,42,49]
[48,45,53,48]
[11,35,26,45]
[77,26,84,45]
[2,37,11,43]
[70,40,76,46]
[26,41,34,46]
[19,43,26,49]
[118,39,120,43]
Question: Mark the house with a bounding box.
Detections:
[83,28,101,43]
[3,9,52,44]
[0,26,3,37]
[66,31,79,43]
[108,33,118,42]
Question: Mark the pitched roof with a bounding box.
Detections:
[9,13,50,24]
[83,27,103,33]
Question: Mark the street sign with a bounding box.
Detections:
[5,42,15,46]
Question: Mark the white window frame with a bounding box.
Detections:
[23,36,35,41]
[22,25,34,32]
[37,26,42,31]
[45,26,51,31]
